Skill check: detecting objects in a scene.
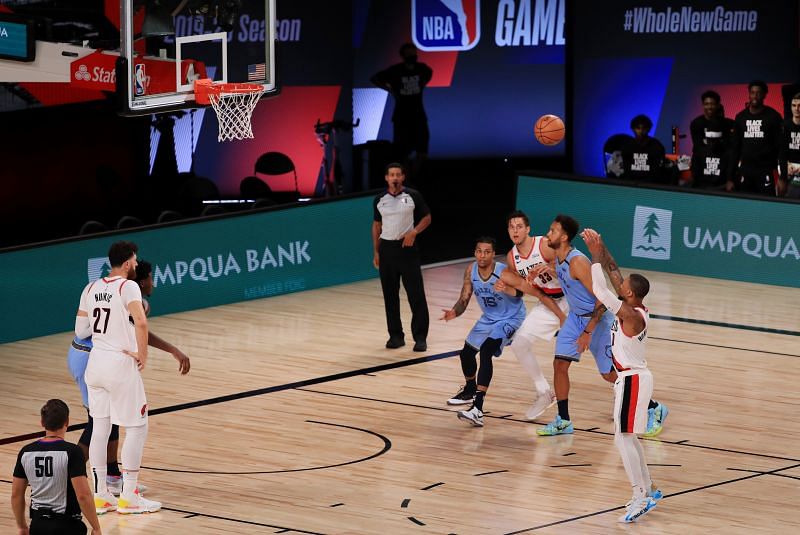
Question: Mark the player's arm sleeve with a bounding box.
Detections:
[373,196,382,222]
[590,263,622,315]
[68,444,87,478]
[75,316,92,338]
[75,282,92,337]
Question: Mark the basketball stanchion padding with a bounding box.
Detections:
[195,78,266,142]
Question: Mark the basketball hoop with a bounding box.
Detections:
[195,79,265,142]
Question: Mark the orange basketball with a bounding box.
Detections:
[534,114,565,146]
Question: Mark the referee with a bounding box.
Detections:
[12,399,102,535]
[372,162,431,352]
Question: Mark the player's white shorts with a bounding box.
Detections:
[613,368,653,435]
[85,348,148,428]
[513,296,570,342]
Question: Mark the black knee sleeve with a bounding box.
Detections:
[78,412,93,447]
[477,338,502,387]
[459,343,478,378]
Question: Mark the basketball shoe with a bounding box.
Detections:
[457,406,484,427]
[643,402,669,437]
[94,492,118,514]
[447,385,476,405]
[619,496,657,523]
[526,388,556,420]
[626,487,663,508]
[117,487,162,514]
[537,415,573,436]
[107,475,148,496]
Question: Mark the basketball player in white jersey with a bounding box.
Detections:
[582,228,662,523]
[501,211,569,419]
[75,241,161,515]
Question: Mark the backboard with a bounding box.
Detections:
[119,0,276,115]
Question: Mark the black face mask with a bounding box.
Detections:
[404,55,418,65]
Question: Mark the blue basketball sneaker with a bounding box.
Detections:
[537,415,573,436]
[643,402,668,437]
[619,496,657,523]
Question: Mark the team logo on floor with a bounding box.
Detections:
[87,257,111,281]
[631,206,672,260]
[412,0,481,51]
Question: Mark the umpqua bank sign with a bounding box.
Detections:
[630,205,800,263]
[411,0,566,51]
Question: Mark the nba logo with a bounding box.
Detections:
[134,63,147,96]
[412,0,480,51]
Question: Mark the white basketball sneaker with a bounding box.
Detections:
[117,487,161,514]
[107,475,148,496]
[457,406,484,427]
[526,388,556,420]
[94,492,118,514]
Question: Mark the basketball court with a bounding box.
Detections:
[1,261,798,533]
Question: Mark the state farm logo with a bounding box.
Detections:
[74,64,91,81]
[73,65,116,83]
[70,52,117,90]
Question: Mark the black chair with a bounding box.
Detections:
[602,134,633,178]
[254,152,299,200]
[157,210,184,224]
[79,220,109,235]
[240,175,273,200]
[177,175,220,216]
[116,215,145,229]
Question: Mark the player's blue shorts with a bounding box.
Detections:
[554,310,614,374]
[67,342,91,408]
[466,313,525,357]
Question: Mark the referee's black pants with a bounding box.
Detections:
[30,512,86,535]
[379,239,429,342]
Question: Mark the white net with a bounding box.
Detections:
[207,88,265,142]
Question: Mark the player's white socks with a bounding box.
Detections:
[89,416,112,494]
[615,432,648,500]
[121,423,148,498]
[632,432,653,491]
[511,338,550,393]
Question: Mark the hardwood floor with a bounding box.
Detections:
[1,261,798,533]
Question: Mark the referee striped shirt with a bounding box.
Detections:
[373,187,429,240]
[14,439,85,516]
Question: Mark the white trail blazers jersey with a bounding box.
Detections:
[79,276,141,353]
[512,236,563,296]
[611,306,649,370]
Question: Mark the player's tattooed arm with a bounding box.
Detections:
[441,265,473,321]
[582,229,624,296]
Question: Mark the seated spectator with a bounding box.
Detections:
[621,115,665,183]
[730,80,783,196]
[690,90,736,189]
[779,92,800,198]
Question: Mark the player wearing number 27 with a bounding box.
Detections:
[582,228,662,523]
[75,241,161,515]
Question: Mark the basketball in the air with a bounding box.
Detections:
[534,114,565,146]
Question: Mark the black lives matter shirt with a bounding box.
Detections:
[372,62,433,123]
[690,115,736,186]
[734,106,783,175]
[780,120,800,186]
[14,439,85,516]
[621,137,666,182]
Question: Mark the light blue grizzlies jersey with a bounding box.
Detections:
[472,261,526,322]
[555,248,596,316]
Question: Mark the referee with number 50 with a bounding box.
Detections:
[11,399,101,535]
[372,162,431,352]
